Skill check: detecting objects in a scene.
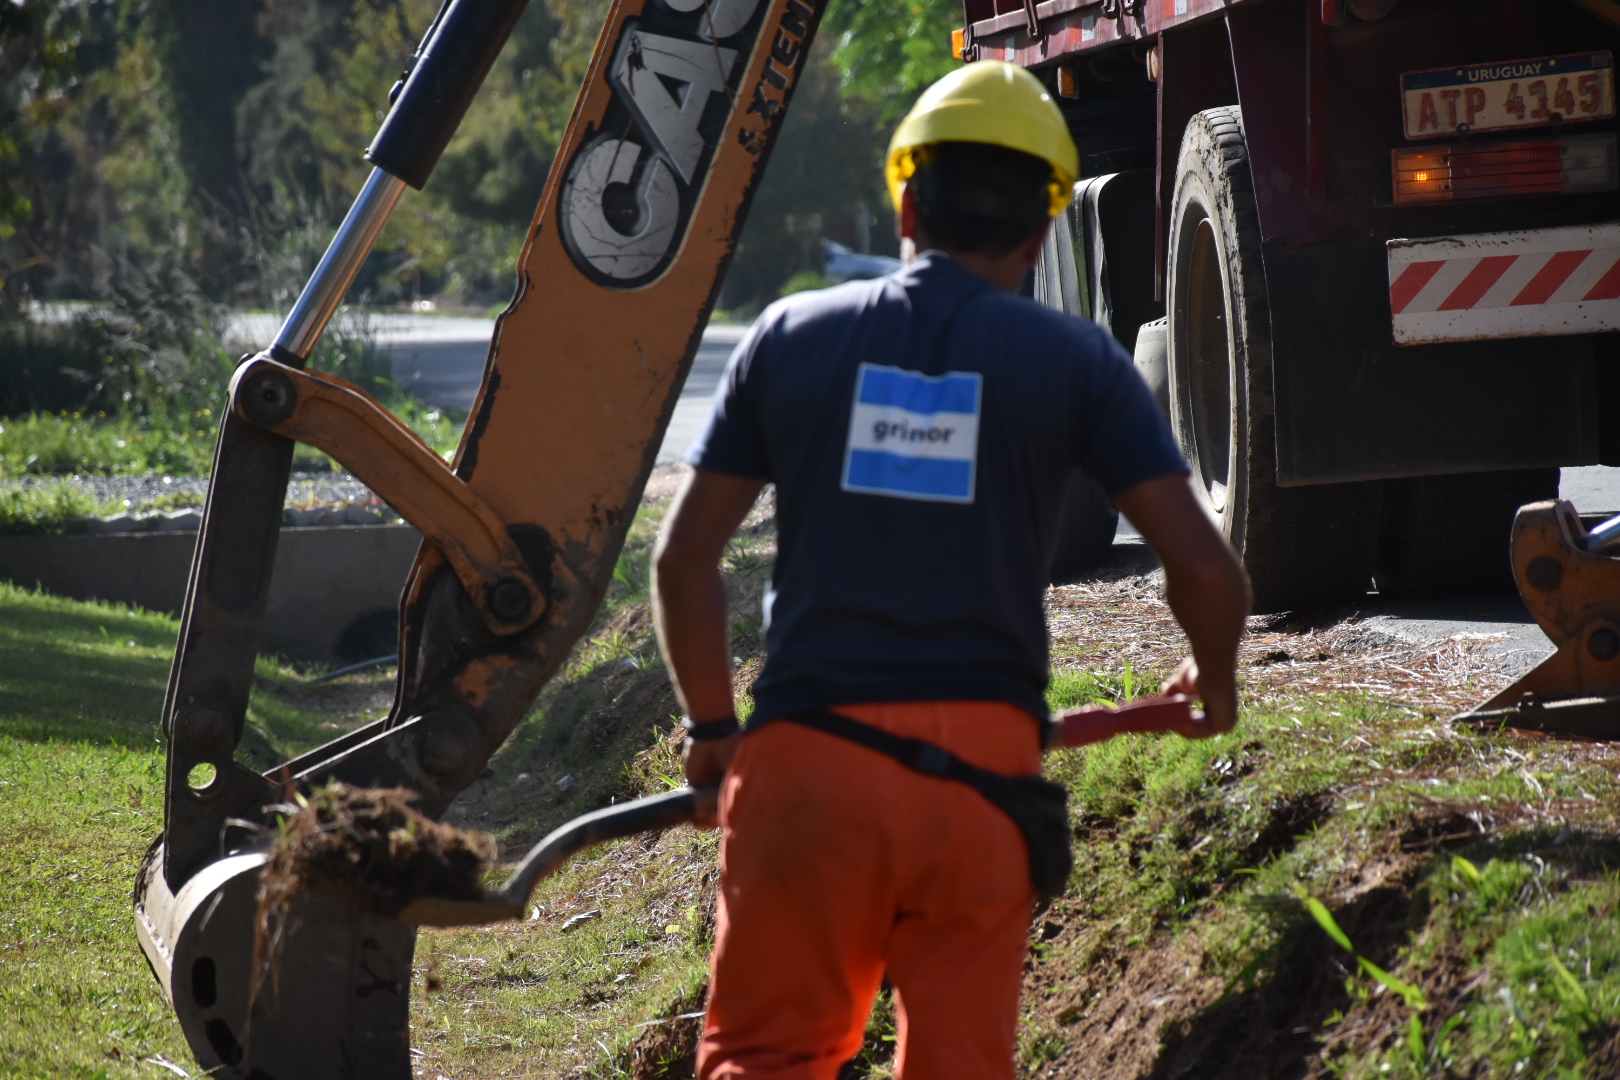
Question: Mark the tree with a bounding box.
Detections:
[235,0,593,304]
[0,0,194,307]
[149,0,273,220]
[720,35,894,313]
[823,0,959,123]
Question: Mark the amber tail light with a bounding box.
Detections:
[1392,133,1618,206]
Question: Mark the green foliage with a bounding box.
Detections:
[0,478,111,534]
[613,540,653,605]
[823,0,961,122]
[1293,882,1428,1008]
[1466,885,1620,1074]
[236,0,584,304]
[14,475,1620,1080]
[0,412,216,476]
[0,476,212,534]
[1018,1013,1068,1070]
[427,0,572,228]
[0,317,111,414]
[5,0,918,324]
[0,296,462,477]
[147,0,272,220]
[841,989,900,1077]
[1320,848,1620,1080]
[306,311,397,400]
[720,36,895,313]
[0,375,461,481]
[778,270,833,297]
[0,0,196,307]
[391,397,468,461]
[411,834,716,1078]
[0,581,400,1076]
[0,581,178,745]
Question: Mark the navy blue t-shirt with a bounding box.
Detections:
[689,252,1187,723]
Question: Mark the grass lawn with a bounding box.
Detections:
[0,583,398,1078]
[0,738,191,1079]
[7,488,1620,1079]
[0,585,193,1077]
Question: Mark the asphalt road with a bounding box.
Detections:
[226,313,743,465]
[1333,465,1620,679]
[226,312,1620,673]
[1115,466,1620,681]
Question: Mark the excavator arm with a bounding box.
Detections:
[133,0,825,1073]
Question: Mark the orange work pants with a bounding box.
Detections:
[697,701,1042,1080]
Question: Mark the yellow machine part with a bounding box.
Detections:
[389,0,826,740]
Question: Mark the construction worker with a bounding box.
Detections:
[652,61,1250,1080]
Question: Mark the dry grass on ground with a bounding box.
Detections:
[1047,564,1514,717]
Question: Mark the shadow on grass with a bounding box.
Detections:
[0,583,175,747]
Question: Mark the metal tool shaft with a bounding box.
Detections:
[1588,512,1620,553]
[397,786,710,926]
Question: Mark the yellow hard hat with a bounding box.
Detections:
[886,61,1080,218]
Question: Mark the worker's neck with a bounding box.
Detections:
[901,229,1042,294]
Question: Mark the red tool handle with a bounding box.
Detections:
[1055,695,1198,748]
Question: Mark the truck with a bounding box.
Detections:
[133,0,1620,1076]
[1002,0,1620,611]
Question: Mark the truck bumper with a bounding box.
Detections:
[1389,223,1620,346]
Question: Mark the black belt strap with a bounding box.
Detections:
[772,708,985,786]
[760,708,1073,898]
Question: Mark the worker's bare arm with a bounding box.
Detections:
[1113,473,1252,737]
[653,467,768,808]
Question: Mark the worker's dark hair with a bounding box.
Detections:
[911,141,1054,256]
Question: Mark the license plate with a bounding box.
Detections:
[1401,52,1615,140]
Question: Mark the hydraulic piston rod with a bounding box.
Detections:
[272,168,407,362]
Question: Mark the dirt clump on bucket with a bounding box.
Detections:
[258,782,495,918]
[250,782,496,1007]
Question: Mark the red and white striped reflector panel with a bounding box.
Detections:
[1392,133,1617,205]
[1388,223,1620,345]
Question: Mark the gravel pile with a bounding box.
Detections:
[10,471,405,532]
[16,471,379,509]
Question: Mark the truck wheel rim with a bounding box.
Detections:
[1186,217,1232,515]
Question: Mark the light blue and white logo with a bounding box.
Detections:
[841,362,982,503]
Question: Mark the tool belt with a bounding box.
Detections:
[766,709,1073,898]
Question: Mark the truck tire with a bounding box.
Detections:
[1167,108,1380,613]
[1376,468,1560,596]
[1036,202,1120,582]
[1050,471,1122,583]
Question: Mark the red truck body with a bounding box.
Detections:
[971,0,1620,607]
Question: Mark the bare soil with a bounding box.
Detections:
[1047,569,1513,717]
[257,671,395,722]
[628,985,708,1080]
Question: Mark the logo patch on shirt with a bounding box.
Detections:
[841,363,982,503]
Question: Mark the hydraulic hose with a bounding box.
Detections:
[367,0,532,189]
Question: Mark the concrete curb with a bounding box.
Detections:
[0,525,423,662]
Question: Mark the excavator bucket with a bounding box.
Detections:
[1456,499,1620,738]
